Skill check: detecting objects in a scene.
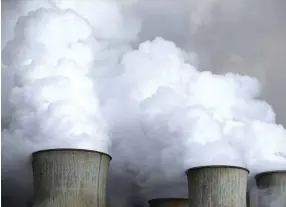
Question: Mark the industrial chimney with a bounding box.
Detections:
[32,148,112,207]
[186,165,249,207]
[255,170,286,207]
[148,198,189,207]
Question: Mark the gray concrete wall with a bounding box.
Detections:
[32,149,111,207]
[186,165,249,207]
[255,171,286,207]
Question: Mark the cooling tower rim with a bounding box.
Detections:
[185,165,249,174]
[148,198,189,203]
[32,148,112,160]
[255,170,286,180]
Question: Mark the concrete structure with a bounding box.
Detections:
[186,165,249,207]
[32,148,112,207]
[148,198,189,207]
[255,170,286,207]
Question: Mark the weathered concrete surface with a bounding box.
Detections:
[32,149,111,207]
[186,165,249,207]
[255,170,286,207]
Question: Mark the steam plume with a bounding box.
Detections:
[1,0,139,205]
[2,0,286,206]
[104,37,286,200]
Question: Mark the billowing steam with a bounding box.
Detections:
[2,8,109,150]
[2,0,286,206]
[1,0,139,205]
[104,37,286,200]
[1,7,112,206]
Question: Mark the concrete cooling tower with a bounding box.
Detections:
[148,198,189,207]
[31,149,112,207]
[186,165,249,207]
[255,170,286,207]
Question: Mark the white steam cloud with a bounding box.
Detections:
[2,0,286,206]
[104,37,286,200]
[2,8,109,153]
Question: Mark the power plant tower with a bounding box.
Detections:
[148,198,189,207]
[186,165,249,207]
[31,149,112,207]
[255,170,286,207]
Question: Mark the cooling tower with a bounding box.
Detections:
[148,198,189,207]
[255,170,286,207]
[32,148,112,207]
[186,165,249,207]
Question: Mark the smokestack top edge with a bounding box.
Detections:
[185,165,249,174]
[255,170,286,180]
[32,148,112,160]
[148,198,189,203]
